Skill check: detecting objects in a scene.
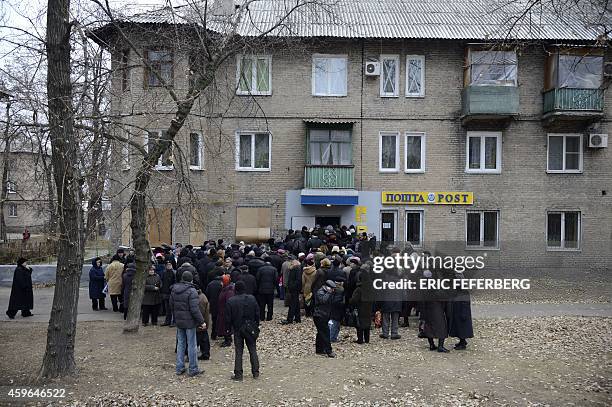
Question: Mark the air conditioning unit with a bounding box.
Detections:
[604,62,612,78]
[589,133,608,148]
[365,61,380,76]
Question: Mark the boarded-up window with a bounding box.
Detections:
[147,208,172,247]
[236,207,271,242]
[189,208,206,245]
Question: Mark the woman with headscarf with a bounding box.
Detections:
[89,257,107,311]
[216,274,235,347]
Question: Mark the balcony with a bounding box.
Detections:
[542,88,604,127]
[304,165,354,189]
[461,86,519,126]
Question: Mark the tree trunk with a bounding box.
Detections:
[39,0,84,379]
[123,99,197,333]
[0,101,11,243]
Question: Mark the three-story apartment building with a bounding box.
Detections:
[97,0,612,270]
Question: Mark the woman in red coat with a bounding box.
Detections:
[216,274,235,347]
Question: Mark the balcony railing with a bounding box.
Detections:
[461,86,519,118]
[304,165,354,189]
[543,88,604,113]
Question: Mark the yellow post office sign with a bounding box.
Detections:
[382,191,474,205]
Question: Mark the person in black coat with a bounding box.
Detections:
[420,269,451,352]
[377,266,403,340]
[247,255,265,277]
[6,257,33,319]
[313,280,340,358]
[449,273,474,350]
[237,265,257,295]
[225,281,260,381]
[122,263,136,320]
[160,260,176,326]
[205,275,223,340]
[88,257,107,311]
[255,259,277,321]
[281,262,302,324]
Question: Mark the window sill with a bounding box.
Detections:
[154,166,174,171]
[190,166,205,171]
[465,169,502,174]
[236,91,272,96]
[546,247,581,252]
[312,94,348,98]
[380,94,399,98]
[404,169,425,174]
[405,94,425,98]
[546,170,583,174]
[379,168,399,173]
[465,246,500,251]
[8,216,17,218]
[236,168,271,172]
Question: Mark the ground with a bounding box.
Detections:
[0,289,611,406]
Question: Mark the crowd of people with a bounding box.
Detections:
[7,224,474,380]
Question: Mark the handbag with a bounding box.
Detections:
[344,307,359,328]
[102,283,109,295]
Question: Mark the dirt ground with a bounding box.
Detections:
[0,313,610,406]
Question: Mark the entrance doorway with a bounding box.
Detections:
[380,211,397,242]
[315,216,341,229]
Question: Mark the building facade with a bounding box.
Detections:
[102,1,612,270]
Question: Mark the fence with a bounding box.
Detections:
[0,239,58,264]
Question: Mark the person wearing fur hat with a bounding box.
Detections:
[217,274,235,347]
[6,257,33,319]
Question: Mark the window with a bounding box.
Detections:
[308,129,351,165]
[547,211,580,250]
[406,210,424,246]
[121,49,130,92]
[144,131,174,170]
[379,132,399,172]
[6,170,15,193]
[406,55,425,97]
[469,50,517,86]
[312,55,347,96]
[236,55,272,95]
[121,137,130,171]
[405,132,426,172]
[466,132,501,173]
[145,50,173,87]
[558,55,602,89]
[8,203,17,217]
[189,132,203,169]
[547,134,583,173]
[380,55,399,97]
[236,132,271,171]
[466,210,499,248]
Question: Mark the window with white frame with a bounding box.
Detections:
[469,50,517,86]
[379,132,399,171]
[189,132,203,169]
[308,129,351,165]
[8,203,17,217]
[236,132,271,171]
[6,169,15,193]
[406,55,425,97]
[236,55,272,95]
[466,132,502,173]
[406,210,424,246]
[312,55,347,96]
[145,131,174,170]
[121,137,130,171]
[405,132,426,172]
[466,210,499,248]
[547,211,581,250]
[547,134,583,173]
[380,55,399,97]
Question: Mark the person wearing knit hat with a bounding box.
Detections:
[6,257,33,319]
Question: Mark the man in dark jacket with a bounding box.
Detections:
[313,280,339,358]
[205,274,223,340]
[247,255,265,277]
[256,259,277,321]
[237,265,257,295]
[160,260,176,326]
[176,262,201,290]
[281,262,302,324]
[6,257,33,319]
[170,271,205,377]
[225,281,260,381]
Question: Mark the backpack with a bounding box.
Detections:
[239,297,260,341]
